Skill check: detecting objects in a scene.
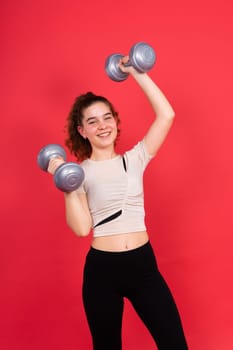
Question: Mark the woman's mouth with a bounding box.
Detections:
[97,131,111,137]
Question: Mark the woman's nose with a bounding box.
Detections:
[98,120,107,129]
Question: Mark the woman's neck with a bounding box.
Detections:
[90,147,117,161]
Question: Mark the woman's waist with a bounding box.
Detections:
[91,231,149,252]
[93,208,146,238]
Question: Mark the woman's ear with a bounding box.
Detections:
[77,125,86,139]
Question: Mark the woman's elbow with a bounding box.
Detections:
[75,229,91,237]
[166,110,175,126]
[168,108,175,121]
[66,220,92,237]
[159,109,175,123]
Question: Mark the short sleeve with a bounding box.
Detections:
[140,138,154,169]
[75,162,86,194]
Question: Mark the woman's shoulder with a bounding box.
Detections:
[124,139,150,157]
[124,139,153,169]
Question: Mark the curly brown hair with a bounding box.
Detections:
[65,92,120,162]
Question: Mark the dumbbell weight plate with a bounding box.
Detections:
[129,42,156,73]
[105,54,129,82]
[37,144,67,171]
[54,162,85,192]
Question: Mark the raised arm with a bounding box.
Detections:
[119,58,175,156]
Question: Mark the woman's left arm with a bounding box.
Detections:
[133,73,175,157]
[119,58,175,157]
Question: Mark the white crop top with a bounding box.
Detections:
[76,139,153,237]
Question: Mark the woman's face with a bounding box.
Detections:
[78,102,118,150]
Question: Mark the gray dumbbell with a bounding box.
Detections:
[37,144,84,192]
[105,41,156,82]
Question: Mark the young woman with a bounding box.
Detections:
[48,56,188,349]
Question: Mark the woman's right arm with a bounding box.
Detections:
[48,158,92,237]
[64,191,92,237]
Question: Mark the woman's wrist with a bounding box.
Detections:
[64,190,78,198]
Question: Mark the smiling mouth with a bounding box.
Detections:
[97,132,111,137]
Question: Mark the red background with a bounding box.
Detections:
[1,0,233,349]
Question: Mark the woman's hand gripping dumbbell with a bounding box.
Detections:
[105,41,156,82]
[37,144,84,192]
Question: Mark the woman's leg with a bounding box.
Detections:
[126,243,188,350]
[82,248,124,350]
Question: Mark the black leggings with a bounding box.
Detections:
[82,241,188,350]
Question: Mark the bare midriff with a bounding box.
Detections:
[91,231,149,252]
